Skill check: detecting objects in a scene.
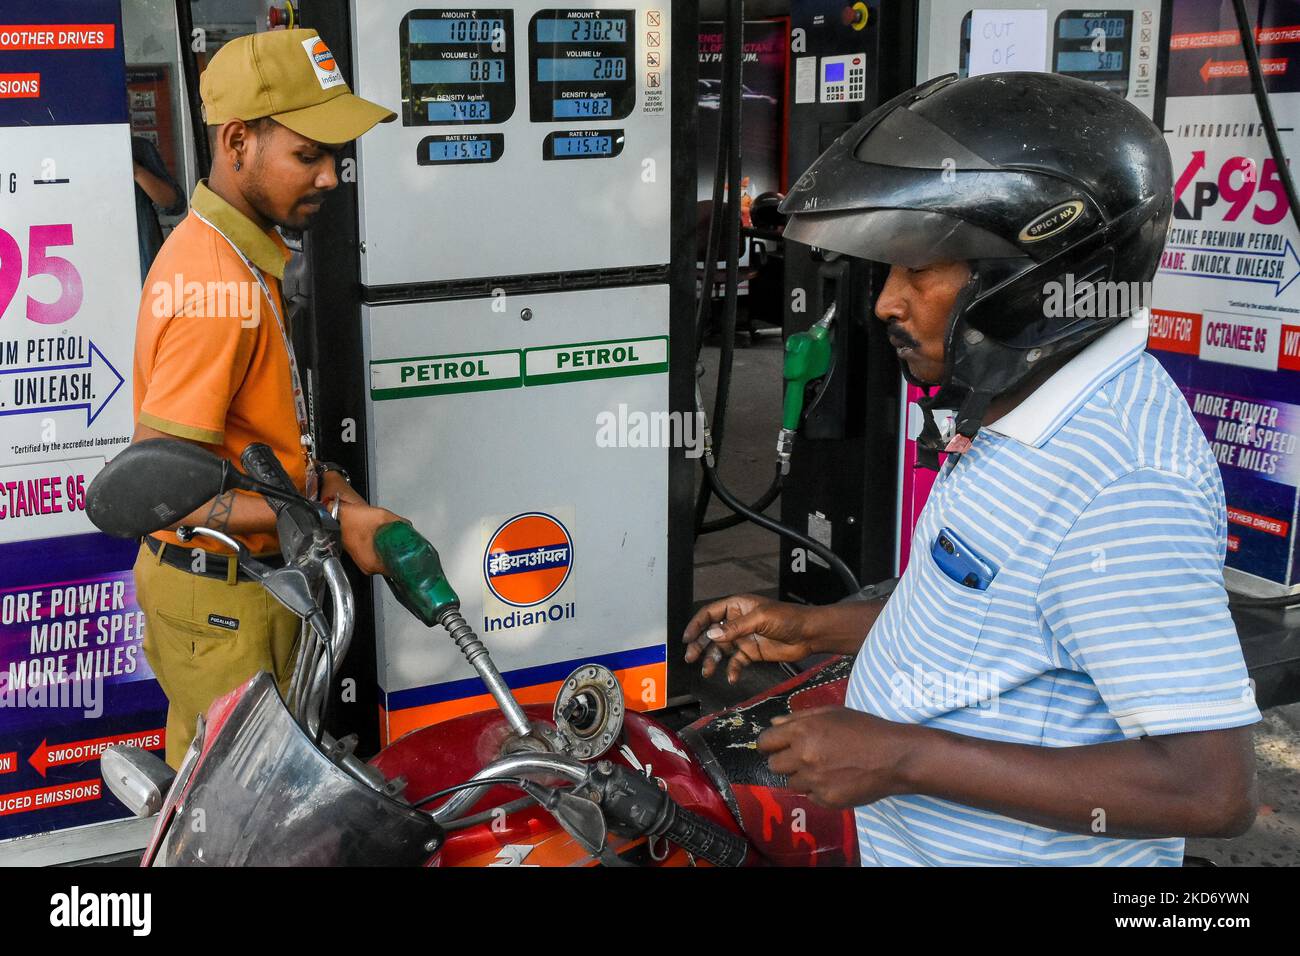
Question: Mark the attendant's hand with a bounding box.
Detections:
[757,706,918,808]
[321,468,366,508]
[337,501,406,575]
[682,593,816,684]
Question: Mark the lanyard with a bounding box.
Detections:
[192,209,318,498]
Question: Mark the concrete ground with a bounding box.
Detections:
[685,321,1300,866]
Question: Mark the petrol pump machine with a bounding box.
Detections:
[302,1,695,744]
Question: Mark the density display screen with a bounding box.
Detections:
[543,129,625,161]
[400,9,516,126]
[1052,10,1133,98]
[416,133,504,166]
[528,8,636,122]
[427,100,492,121]
[553,97,612,118]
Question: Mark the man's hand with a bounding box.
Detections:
[682,594,815,684]
[321,468,366,508]
[757,706,916,808]
[337,500,407,575]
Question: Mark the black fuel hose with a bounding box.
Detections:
[692,0,746,537]
[704,459,861,595]
[699,465,783,534]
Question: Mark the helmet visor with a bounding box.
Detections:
[783,207,1023,269]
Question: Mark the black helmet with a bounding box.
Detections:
[780,71,1172,464]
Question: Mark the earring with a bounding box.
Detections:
[234,159,242,172]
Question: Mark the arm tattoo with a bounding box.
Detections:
[204,490,236,533]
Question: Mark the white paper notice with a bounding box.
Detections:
[795,56,817,104]
[968,9,1047,76]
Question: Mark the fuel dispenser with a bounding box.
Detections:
[295,0,697,746]
[776,0,917,606]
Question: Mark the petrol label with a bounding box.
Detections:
[524,335,668,385]
[370,349,522,399]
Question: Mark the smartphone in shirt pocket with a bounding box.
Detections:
[931,526,997,591]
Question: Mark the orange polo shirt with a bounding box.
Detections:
[133,180,307,556]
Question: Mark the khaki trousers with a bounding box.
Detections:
[134,543,300,768]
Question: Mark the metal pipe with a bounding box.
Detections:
[303,558,355,738]
[429,753,589,824]
[437,608,532,739]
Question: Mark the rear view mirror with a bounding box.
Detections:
[101,745,176,817]
[86,439,226,538]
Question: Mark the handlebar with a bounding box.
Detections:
[428,753,749,866]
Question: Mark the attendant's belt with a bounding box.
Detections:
[144,535,285,584]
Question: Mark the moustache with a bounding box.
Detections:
[887,324,920,351]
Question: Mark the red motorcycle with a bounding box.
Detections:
[90,440,858,867]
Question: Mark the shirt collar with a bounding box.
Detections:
[981,311,1149,448]
[190,180,290,280]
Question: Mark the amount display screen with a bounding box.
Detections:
[528,9,637,122]
[417,133,504,166]
[409,18,505,43]
[535,18,627,42]
[400,9,516,126]
[554,97,612,118]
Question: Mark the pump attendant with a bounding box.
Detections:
[130,29,400,767]
[685,72,1260,865]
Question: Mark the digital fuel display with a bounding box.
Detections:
[535,17,628,43]
[529,8,636,122]
[400,9,516,126]
[553,97,612,118]
[1052,10,1134,98]
[543,129,625,161]
[417,133,504,166]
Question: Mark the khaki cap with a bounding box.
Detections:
[200,28,395,144]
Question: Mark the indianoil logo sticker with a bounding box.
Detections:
[302,36,345,90]
[483,512,574,607]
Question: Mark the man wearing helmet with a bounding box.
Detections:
[684,72,1260,865]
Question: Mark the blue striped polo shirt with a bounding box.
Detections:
[845,315,1262,866]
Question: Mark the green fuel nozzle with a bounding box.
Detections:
[374,521,461,627]
[778,303,836,473]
